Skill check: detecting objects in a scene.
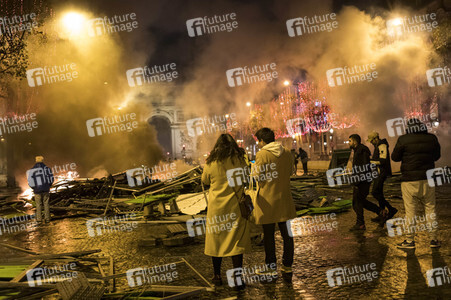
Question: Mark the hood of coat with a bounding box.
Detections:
[261,142,284,157]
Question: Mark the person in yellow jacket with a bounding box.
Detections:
[252,128,297,282]
[201,134,251,288]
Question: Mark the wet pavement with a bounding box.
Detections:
[1,182,450,299]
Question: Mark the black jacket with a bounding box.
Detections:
[351,143,374,185]
[371,138,392,177]
[391,130,441,182]
[298,149,308,161]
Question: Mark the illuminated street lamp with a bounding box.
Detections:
[283,80,290,86]
[386,17,403,37]
[61,12,86,36]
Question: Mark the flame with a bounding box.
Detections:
[19,188,34,201]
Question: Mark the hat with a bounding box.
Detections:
[367,131,379,142]
[35,156,44,162]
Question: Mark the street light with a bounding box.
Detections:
[246,102,251,107]
[386,17,403,37]
[61,12,86,35]
[283,80,290,86]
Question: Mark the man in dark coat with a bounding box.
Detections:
[367,131,398,226]
[298,147,308,175]
[348,134,381,231]
[27,156,54,223]
[391,119,441,249]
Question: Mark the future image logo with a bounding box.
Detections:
[186,13,238,37]
[385,113,439,137]
[86,13,138,37]
[286,13,338,37]
[426,167,451,187]
[26,64,79,87]
[426,267,451,287]
[186,113,238,137]
[226,63,278,87]
[326,63,377,87]
[426,67,450,87]
[186,217,206,237]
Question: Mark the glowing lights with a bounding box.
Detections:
[61,12,86,35]
[246,102,251,107]
[386,17,403,37]
[283,80,290,86]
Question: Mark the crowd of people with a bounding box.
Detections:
[27,118,442,290]
[200,119,441,289]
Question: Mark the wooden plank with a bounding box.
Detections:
[0,243,40,255]
[166,224,186,234]
[103,180,117,216]
[50,207,105,213]
[181,258,214,288]
[101,261,185,281]
[14,288,58,300]
[10,260,44,283]
[0,281,55,289]
[160,288,205,300]
[109,256,115,293]
[33,249,101,259]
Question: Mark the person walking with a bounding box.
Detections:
[348,134,382,231]
[391,119,441,249]
[252,128,297,282]
[27,156,54,224]
[367,131,398,226]
[298,147,309,175]
[201,134,251,289]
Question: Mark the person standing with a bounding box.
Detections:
[201,134,251,289]
[348,134,382,231]
[252,128,297,282]
[367,131,398,226]
[27,156,54,224]
[391,119,441,249]
[298,147,309,175]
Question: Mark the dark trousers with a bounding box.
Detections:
[371,174,393,211]
[353,183,381,226]
[262,222,294,269]
[212,255,243,276]
[302,161,308,174]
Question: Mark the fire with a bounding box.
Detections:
[19,188,34,201]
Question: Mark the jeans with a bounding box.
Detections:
[371,174,393,211]
[35,193,50,222]
[262,221,294,269]
[353,183,380,226]
[401,180,438,242]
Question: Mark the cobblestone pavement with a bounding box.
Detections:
[1,183,450,299]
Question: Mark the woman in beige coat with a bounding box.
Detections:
[201,134,251,288]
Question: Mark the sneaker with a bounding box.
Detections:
[397,240,415,249]
[349,224,366,232]
[281,265,293,283]
[430,240,441,248]
[211,275,222,286]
